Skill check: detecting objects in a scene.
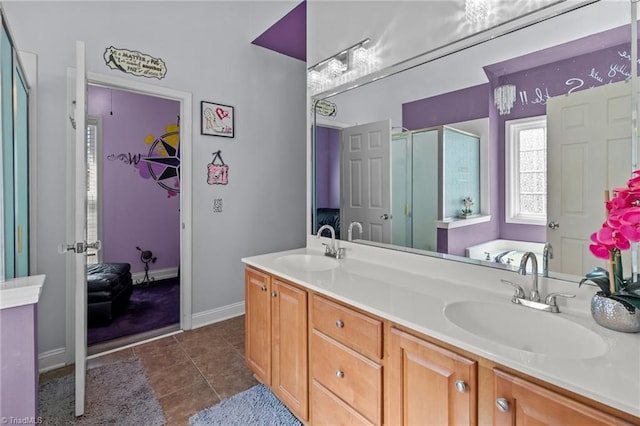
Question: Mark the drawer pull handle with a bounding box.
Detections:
[496,398,510,413]
[454,380,467,393]
[271,291,277,297]
[336,370,344,378]
[260,285,267,292]
[335,320,344,328]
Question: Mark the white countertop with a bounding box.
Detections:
[242,237,640,418]
[0,274,46,309]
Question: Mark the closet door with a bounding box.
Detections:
[1,22,15,279]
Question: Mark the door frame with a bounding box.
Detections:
[64,71,193,363]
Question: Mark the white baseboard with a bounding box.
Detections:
[191,301,245,329]
[38,347,67,373]
[38,300,244,372]
[131,267,179,285]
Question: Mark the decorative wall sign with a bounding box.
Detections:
[313,99,337,117]
[207,150,229,185]
[104,46,167,80]
[108,123,180,197]
[201,101,234,137]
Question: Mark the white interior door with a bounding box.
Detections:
[547,81,631,276]
[72,40,88,417]
[341,119,391,243]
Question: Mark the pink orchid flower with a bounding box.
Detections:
[592,225,630,251]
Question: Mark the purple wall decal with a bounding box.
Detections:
[315,126,340,209]
[88,85,181,274]
[252,1,306,62]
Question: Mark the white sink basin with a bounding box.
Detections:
[275,254,339,272]
[443,301,608,359]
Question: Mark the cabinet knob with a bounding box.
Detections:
[336,370,344,378]
[496,398,510,412]
[335,320,344,328]
[454,380,467,393]
[271,290,277,297]
[260,285,267,292]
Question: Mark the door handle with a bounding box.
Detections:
[548,221,560,230]
[380,213,391,220]
[17,226,22,254]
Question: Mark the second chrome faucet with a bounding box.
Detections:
[503,251,574,313]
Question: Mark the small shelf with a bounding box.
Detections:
[435,215,491,229]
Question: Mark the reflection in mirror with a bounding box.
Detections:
[311,1,635,282]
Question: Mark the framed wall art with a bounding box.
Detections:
[201,101,234,138]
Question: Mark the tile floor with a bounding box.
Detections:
[39,315,257,426]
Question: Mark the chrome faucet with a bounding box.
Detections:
[347,221,363,241]
[504,251,575,313]
[542,243,553,277]
[518,251,540,302]
[317,224,344,259]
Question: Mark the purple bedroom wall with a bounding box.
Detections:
[315,126,340,209]
[88,85,181,275]
[402,25,632,256]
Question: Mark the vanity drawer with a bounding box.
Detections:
[311,380,374,426]
[311,294,383,361]
[311,329,382,425]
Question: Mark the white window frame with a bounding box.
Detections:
[505,115,547,226]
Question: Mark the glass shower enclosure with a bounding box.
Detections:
[392,126,480,252]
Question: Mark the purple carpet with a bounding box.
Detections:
[88,277,180,346]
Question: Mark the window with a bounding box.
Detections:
[87,117,102,264]
[505,116,547,225]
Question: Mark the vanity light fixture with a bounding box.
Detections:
[465,0,489,24]
[352,44,373,69]
[326,57,347,77]
[494,83,516,115]
[307,69,325,93]
[307,38,377,94]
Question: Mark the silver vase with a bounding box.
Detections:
[591,292,640,333]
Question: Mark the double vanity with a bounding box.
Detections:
[242,235,640,425]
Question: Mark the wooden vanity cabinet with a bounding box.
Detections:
[244,267,308,421]
[245,267,271,384]
[388,327,477,426]
[245,266,639,426]
[493,369,634,426]
[310,294,384,425]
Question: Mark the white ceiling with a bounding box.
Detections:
[306,0,597,91]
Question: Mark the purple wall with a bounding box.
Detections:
[252,1,306,61]
[402,83,490,130]
[88,86,180,274]
[403,25,632,256]
[0,304,37,420]
[315,126,340,209]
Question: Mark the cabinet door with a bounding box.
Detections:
[272,278,308,421]
[245,267,271,385]
[493,369,633,426]
[389,328,477,426]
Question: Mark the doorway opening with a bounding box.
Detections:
[80,81,190,356]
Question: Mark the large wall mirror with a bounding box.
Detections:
[309,0,637,283]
